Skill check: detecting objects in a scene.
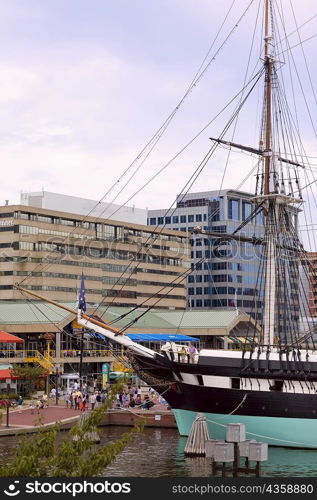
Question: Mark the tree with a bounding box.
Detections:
[11,364,47,396]
[0,381,145,477]
[0,395,19,427]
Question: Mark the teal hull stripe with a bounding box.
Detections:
[172,409,317,448]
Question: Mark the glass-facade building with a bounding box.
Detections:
[148,189,265,317]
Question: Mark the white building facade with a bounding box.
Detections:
[21,191,147,226]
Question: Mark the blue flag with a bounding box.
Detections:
[78,273,86,312]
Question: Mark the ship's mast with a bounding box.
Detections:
[263,0,276,345]
[262,0,276,347]
[263,0,272,196]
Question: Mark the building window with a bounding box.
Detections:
[149,218,156,225]
[196,299,203,307]
[212,287,227,295]
[196,275,202,282]
[172,216,179,223]
[188,275,195,283]
[242,201,252,221]
[165,217,171,224]
[180,215,186,223]
[158,217,164,225]
[204,299,211,307]
[212,299,227,307]
[188,287,195,295]
[196,214,202,222]
[213,275,227,282]
[196,251,202,258]
[196,287,202,295]
[228,199,240,220]
[188,215,194,223]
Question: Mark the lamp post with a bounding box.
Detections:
[79,330,84,393]
[0,398,16,428]
[43,332,54,397]
[55,364,60,405]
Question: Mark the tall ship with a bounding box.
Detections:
[16,0,317,448]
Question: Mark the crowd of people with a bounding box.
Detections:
[114,385,161,410]
[15,382,163,415]
[62,381,108,411]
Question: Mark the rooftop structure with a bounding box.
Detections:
[20,190,147,225]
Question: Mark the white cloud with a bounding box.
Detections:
[0,65,38,102]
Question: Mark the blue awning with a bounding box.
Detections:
[78,331,199,343]
[126,333,199,342]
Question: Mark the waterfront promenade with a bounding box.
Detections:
[0,405,82,436]
[0,402,176,436]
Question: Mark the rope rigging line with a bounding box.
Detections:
[15,0,255,290]
[115,204,266,333]
[16,65,264,295]
[74,68,265,327]
[17,291,134,376]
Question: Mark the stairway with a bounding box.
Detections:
[26,351,54,372]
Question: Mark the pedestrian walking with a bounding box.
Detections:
[90,393,96,411]
[75,395,81,410]
[96,391,101,407]
[64,393,70,408]
[17,395,23,413]
[69,393,74,409]
[29,398,36,414]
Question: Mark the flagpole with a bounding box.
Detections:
[78,272,86,394]
[79,330,84,393]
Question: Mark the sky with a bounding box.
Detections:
[0,0,317,225]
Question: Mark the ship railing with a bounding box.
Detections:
[162,349,199,364]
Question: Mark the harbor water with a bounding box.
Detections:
[0,427,317,477]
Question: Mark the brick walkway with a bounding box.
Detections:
[0,405,81,430]
[0,402,172,435]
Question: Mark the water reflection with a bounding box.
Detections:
[0,427,316,477]
[102,428,317,477]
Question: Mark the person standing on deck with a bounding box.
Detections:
[188,343,197,364]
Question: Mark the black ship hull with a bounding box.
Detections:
[133,352,317,448]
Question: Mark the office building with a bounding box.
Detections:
[0,204,189,309]
[148,189,265,316]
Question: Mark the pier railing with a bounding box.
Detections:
[0,348,115,365]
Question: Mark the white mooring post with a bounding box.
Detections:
[205,423,268,477]
[184,413,210,456]
[73,411,101,443]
